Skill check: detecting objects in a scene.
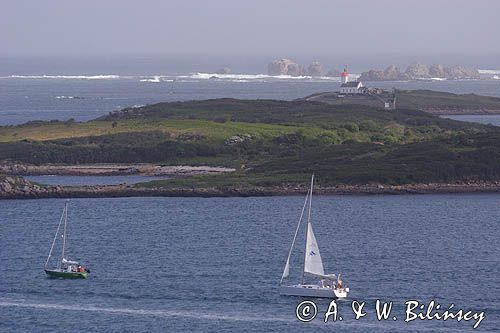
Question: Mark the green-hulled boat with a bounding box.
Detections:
[44,200,90,279]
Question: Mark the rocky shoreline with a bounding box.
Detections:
[2,175,500,200]
[359,61,480,81]
[0,163,236,176]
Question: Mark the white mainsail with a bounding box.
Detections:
[280,189,310,283]
[304,222,325,277]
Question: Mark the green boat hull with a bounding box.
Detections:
[45,269,88,279]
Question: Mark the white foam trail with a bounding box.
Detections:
[5,74,120,80]
[0,300,291,323]
[178,72,352,81]
[140,75,161,83]
[478,69,500,74]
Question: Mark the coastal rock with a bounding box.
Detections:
[267,59,304,76]
[405,61,430,78]
[383,65,402,80]
[215,67,231,74]
[429,64,446,78]
[359,69,386,81]
[306,61,324,76]
[325,68,341,77]
[444,65,480,79]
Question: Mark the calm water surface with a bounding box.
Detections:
[1,195,499,332]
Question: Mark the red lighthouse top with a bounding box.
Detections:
[341,68,348,76]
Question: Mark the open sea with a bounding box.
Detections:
[1,57,500,332]
[1,195,499,332]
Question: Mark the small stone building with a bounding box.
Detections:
[340,81,364,94]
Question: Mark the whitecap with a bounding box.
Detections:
[176,72,358,82]
[478,69,500,75]
[140,76,161,83]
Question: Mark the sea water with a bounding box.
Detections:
[1,58,500,332]
[0,195,499,332]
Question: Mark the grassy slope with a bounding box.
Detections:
[303,89,500,111]
[1,97,500,187]
[396,90,500,110]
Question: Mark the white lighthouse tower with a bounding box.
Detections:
[340,67,349,84]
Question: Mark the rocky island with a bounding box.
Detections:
[267,59,340,77]
[2,91,500,199]
[360,61,480,81]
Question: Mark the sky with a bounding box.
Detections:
[1,0,499,56]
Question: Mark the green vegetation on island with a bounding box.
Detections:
[304,89,500,114]
[1,92,500,192]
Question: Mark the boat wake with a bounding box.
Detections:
[0,299,291,324]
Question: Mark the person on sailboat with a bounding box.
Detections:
[336,273,343,289]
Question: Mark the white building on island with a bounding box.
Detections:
[340,81,364,94]
[339,67,364,94]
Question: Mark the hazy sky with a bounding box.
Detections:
[1,0,499,56]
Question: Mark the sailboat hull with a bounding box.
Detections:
[45,269,88,279]
[280,284,337,298]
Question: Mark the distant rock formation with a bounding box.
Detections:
[215,67,231,74]
[306,61,324,76]
[325,68,341,77]
[444,65,480,79]
[405,61,430,79]
[359,69,386,81]
[429,64,446,78]
[267,59,304,76]
[382,65,402,80]
[359,62,480,81]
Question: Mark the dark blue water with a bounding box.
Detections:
[1,195,499,332]
[1,75,500,125]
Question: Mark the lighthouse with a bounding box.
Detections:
[340,67,349,84]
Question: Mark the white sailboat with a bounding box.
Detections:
[279,175,349,298]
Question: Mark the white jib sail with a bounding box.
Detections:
[304,222,325,277]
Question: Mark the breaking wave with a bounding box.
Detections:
[478,69,500,75]
[178,72,353,82]
[140,76,161,83]
[1,72,363,83]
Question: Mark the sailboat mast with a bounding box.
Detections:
[60,200,68,267]
[45,204,66,269]
[301,174,314,284]
[280,188,310,284]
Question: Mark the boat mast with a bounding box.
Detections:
[280,188,310,284]
[301,174,314,284]
[45,204,66,269]
[60,200,69,268]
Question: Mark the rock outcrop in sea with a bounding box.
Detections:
[405,61,430,79]
[444,65,480,79]
[267,59,304,76]
[215,67,231,74]
[359,61,480,81]
[429,64,446,78]
[325,68,341,77]
[306,61,324,76]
